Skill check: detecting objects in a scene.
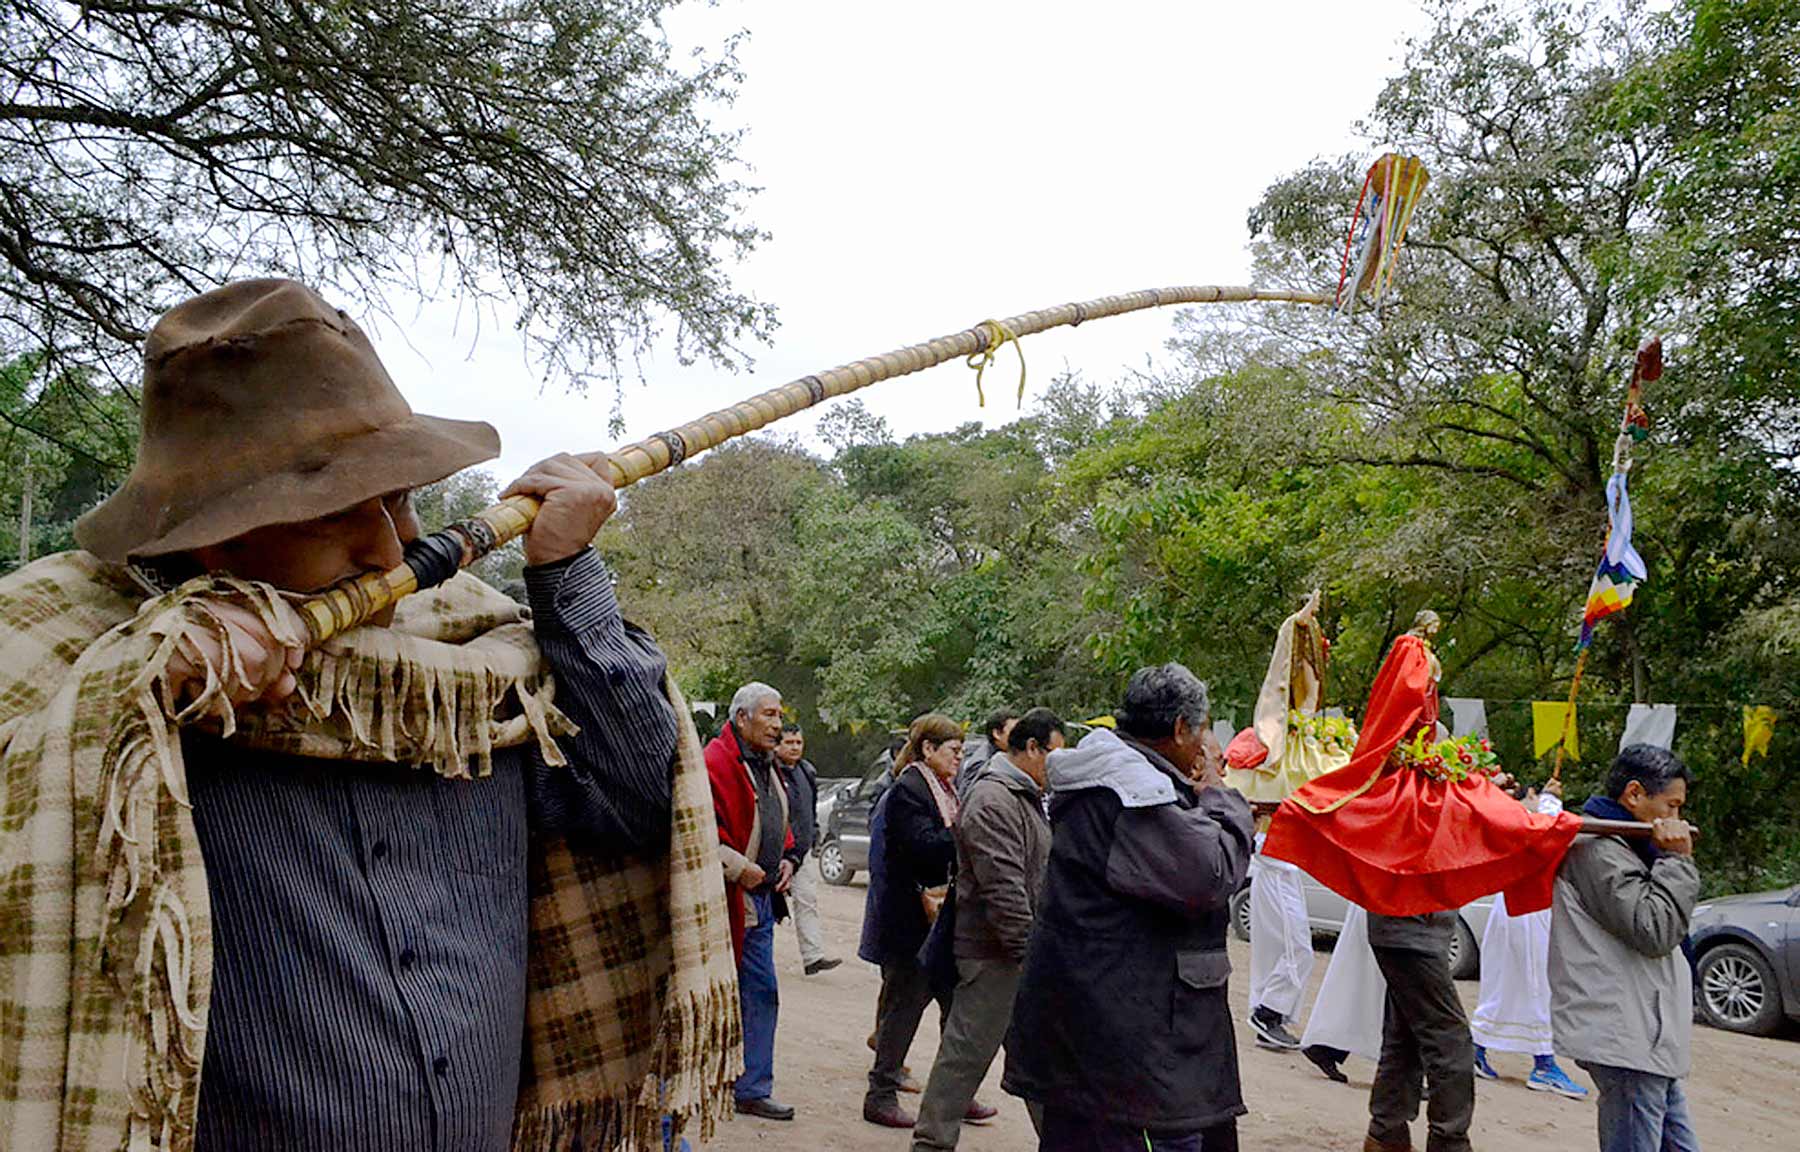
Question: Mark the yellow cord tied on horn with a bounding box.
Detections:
[966,318,1027,408]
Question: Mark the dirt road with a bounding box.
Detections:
[704,877,1799,1151]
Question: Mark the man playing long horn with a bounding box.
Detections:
[0,279,740,1152]
[1225,590,1356,1051]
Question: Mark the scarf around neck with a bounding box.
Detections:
[915,761,959,827]
[1582,794,1665,865]
[0,552,740,1152]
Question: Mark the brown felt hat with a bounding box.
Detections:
[76,278,499,563]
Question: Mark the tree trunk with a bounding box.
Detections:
[1619,612,1648,703]
[17,442,32,566]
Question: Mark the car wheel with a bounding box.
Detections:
[1230,886,1252,942]
[1697,942,1784,1036]
[818,839,854,886]
[1447,916,1479,980]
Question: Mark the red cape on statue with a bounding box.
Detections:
[1262,633,1582,916]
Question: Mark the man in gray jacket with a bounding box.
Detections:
[911,708,1063,1151]
[1550,744,1700,1152]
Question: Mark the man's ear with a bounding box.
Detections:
[1619,779,1644,809]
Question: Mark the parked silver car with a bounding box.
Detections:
[1689,884,1800,1037]
[1230,868,1495,979]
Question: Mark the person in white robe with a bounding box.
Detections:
[1299,902,1387,1082]
[1230,591,1357,1051]
[1469,784,1590,1099]
[1247,848,1315,1047]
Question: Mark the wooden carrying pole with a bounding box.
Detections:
[1246,800,1673,841]
[296,284,1328,643]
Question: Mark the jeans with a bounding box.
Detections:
[735,892,780,1102]
[910,957,1021,1150]
[1580,1063,1701,1152]
[1038,1106,1238,1151]
[867,955,946,1109]
[1368,946,1475,1152]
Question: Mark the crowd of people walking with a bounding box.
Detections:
[706,665,1258,1149]
[705,665,1702,1152]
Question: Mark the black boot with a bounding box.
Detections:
[1303,1044,1350,1084]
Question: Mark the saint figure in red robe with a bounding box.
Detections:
[1263,611,1582,916]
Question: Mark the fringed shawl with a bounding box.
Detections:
[0,552,740,1151]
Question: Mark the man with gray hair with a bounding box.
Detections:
[1004,664,1255,1151]
[704,681,801,1120]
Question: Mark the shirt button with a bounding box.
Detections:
[399,948,416,970]
[371,840,389,860]
[433,1056,449,1077]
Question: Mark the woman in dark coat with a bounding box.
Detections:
[861,712,963,1128]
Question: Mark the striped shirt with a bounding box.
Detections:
[185,548,676,1151]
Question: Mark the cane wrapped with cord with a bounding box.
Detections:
[296,284,1329,644]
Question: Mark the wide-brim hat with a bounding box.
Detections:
[76,278,499,563]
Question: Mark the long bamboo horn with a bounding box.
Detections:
[296,284,1328,643]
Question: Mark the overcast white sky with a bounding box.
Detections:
[371,0,1436,482]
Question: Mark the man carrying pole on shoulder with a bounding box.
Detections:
[1550,745,1702,1152]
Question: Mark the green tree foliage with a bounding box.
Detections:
[2,0,772,395]
[0,354,136,571]
[597,398,1110,774]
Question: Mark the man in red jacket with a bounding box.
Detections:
[705,681,799,1121]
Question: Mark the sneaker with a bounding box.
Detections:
[804,957,843,976]
[1249,1005,1302,1051]
[964,1099,998,1124]
[1473,1045,1499,1081]
[1528,1063,1589,1100]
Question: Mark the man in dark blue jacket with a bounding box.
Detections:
[776,722,842,975]
[1004,664,1254,1151]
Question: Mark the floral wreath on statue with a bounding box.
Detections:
[1390,730,1501,784]
[1287,711,1358,755]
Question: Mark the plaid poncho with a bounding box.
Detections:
[0,552,741,1151]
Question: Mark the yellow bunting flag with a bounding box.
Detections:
[1533,701,1579,760]
[1743,706,1777,766]
[1085,714,1117,730]
[847,719,868,736]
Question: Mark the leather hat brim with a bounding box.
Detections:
[75,414,501,563]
